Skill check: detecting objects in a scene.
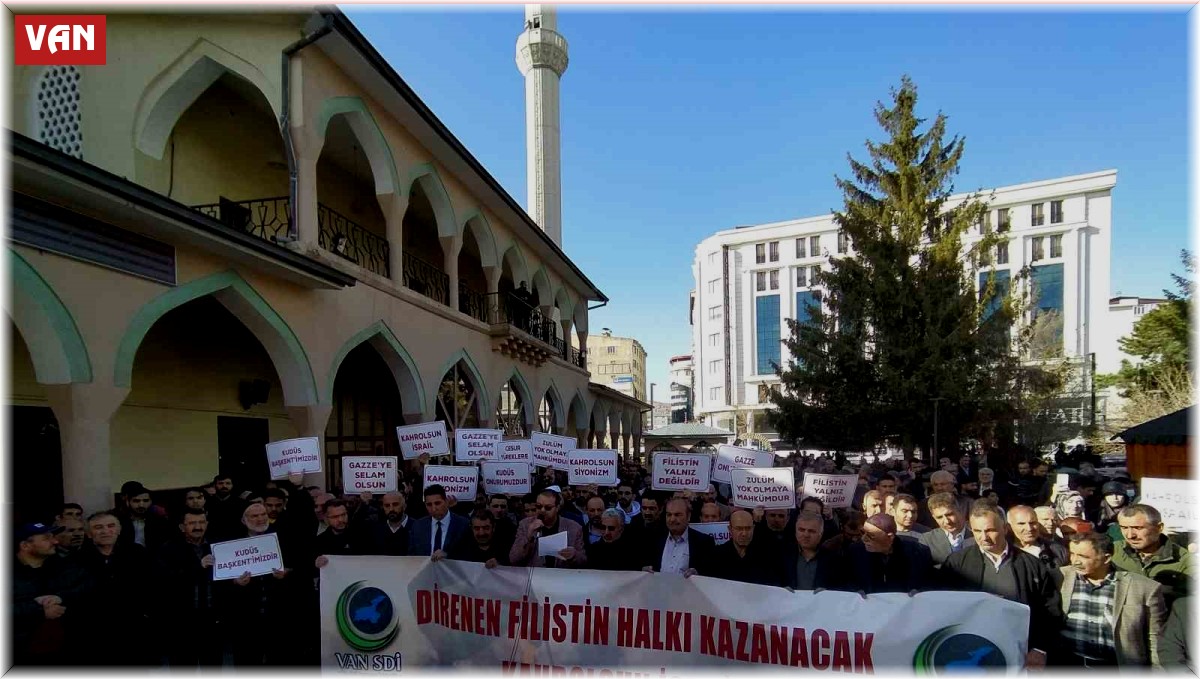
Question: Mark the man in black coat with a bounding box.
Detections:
[155,509,221,668]
[13,521,89,666]
[117,484,172,552]
[78,511,154,665]
[641,498,716,576]
[844,513,931,594]
[709,510,784,586]
[586,509,642,571]
[940,503,1065,669]
[367,491,411,556]
[440,510,510,567]
[782,511,843,591]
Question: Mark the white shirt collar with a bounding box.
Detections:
[980,546,1010,571]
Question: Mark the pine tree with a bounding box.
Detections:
[769,77,1027,460]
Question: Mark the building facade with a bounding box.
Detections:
[5,10,647,520]
[584,330,648,401]
[690,170,1116,443]
[1096,296,1167,375]
[668,354,693,423]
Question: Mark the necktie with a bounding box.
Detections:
[434,520,443,552]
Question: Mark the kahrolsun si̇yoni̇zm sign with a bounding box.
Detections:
[321,557,1030,673]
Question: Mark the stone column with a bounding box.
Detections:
[45,382,130,514]
[294,152,321,250]
[379,192,409,285]
[442,235,461,311]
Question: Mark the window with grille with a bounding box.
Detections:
[998,208,1010,232]
[811,265,821,284]
[1032,203,1045,227]
[769,270,779,290]
[796,238,806,258]
[709,306,722,320]
[538,393,558,434]
[837,231,848,254]
[1032,237,1045,262]
[755,243,766,264]
[709,359,722,374]
[980,211,992,234]
[756,271,766,292]
[809,235,820,255]
[707,279,719,293]
[607,346,616,354]
[796,267,807,288]
[1050,234,1063,259]
[496,381,528,437]
[34,66,82,158]
[997,241,1009,265]
[768,241,779,262]
[708,332,720,347]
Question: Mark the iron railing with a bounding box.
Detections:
[192,196,291,243]
[568,346,588,370]
[318,204,390,278]
[459,283,488,324]
[402,251,449,305]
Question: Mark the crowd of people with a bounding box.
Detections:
[12,446,1195,670]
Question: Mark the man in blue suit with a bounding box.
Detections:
[408,485,468,557]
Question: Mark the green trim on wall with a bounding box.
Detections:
[315,96,400,195]
[407,163,458,239]
[458,209,499,269]
[324,320,425,408]
[9,248,93,383]
[113,270,317,403]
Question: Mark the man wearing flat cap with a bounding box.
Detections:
[844,513,933,595]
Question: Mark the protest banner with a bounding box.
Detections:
[264,437,322,480]
[211,533,283,581]
[497,439,532,464]
[455,428,502,463]
[423,465,478,502]
[341,456,398,494]
[1139,477,1199,532]
[690,521,731,545]
[711,445,774,484]
[396,421,449,459]
[651,452,711,492]
[801,472,856,508]
[568,449,619,487]
[731,467,795,509]
[532,432,575,471]
[320,556,1029,673]
[481,461,532,496]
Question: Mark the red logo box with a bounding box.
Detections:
[14,15,106,65]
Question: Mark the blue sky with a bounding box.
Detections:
[342,6,1190,395]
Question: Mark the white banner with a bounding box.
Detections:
[396,421,450,459]
[481,461,532,496]
[532,432,575,471]
[265,437,322,480]
[651,452,711,492]
[802,472,856,509]
[1139,477,1199,532]
[498,439,533,464]
[423,465,478,502]
[690,521,731,545]
[712,445,775,484]
[211,533,283,581]
[731,467,796,509]
[568,449,619,487]
[320,557,1030,672]
[342,456,398,494]
[455,428,502,463]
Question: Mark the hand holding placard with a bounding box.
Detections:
[265,437,322,480]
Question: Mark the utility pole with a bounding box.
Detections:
[931,397,945,464]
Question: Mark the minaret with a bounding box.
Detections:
[516,5,568,247]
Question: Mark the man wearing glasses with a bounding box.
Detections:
[509,489,587,567]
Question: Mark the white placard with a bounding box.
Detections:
[396,421,450,459]
[537,530,569,557]
[341,456,398,494]
[211,533,283,581]
[731,467,796,509]
[1055,473,1071,491]
[1139,477,1200,532]
[801,472,856,508]
[423,465,478,502]
[650,452,711,492]
[712,445,775,484]
[532,432,575,471]
[481,462,532,496]
[455,428,502,463]
[690,521,731,545]
[568,449,619,487]
[498,439,532,464]
[264,437,322,480]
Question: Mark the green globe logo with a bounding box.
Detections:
[336,581,400,652]
[914,626,1007,673]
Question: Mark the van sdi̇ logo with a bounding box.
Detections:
[914,625,1007,673]
[14,15,106,65]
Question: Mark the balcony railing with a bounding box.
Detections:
[567,345,588,370]
[318,204,390,278]
[460,283,488,324]
[192,196,290,242]
[402,251,449,305]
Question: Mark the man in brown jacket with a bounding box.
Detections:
[509,488,587,568]
[1059,531,1166,668]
